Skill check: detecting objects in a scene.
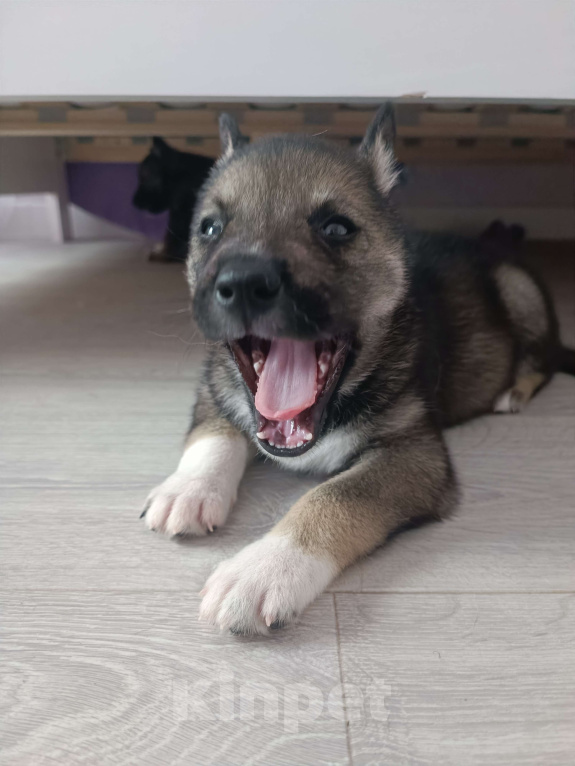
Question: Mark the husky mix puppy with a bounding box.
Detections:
[142,106,574,634]
[133,137,214,262]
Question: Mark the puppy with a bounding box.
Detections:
[133,137,214,262]
[142,106,574,634]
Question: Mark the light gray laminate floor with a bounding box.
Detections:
[1,241,574,766]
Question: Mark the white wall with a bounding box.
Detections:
[68,205,143,242]
[0,1,574,101]
[0,194,63,242]
[0,137,64,195]
[0,196,146,243]
[0,137,71,239]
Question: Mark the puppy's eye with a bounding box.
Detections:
[200,217,224,239]
[319,215,357,241]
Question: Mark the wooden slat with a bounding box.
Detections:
[0,108,39,122]
[2,102,574,140]
[67,106,127,123]
[61,136,574,165]
[63,138,221,162]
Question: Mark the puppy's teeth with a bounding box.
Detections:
[296,441,303,448]
[252,351,265,377]
[269,441,275,447]
[256,431,265,439]
[304,432,313,441]
[317,352,332,379]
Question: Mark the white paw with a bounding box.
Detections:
[493,388,525,414]
[143,472,235,536]
[199,535,336,635]
[142,434,249,537]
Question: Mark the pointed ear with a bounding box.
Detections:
[359,103,400,195]
[218,113,247,159]
[151,137,169,156]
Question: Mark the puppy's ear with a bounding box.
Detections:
[219,113,247,159]
[152,136,170,156]
[359,103,401,195]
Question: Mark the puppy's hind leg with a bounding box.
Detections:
[493,261,557,414]
[493,370,547,414]
[142,390,251,537]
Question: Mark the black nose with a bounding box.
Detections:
[214,256,283,314]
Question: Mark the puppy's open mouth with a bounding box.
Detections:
[229,336,350,456]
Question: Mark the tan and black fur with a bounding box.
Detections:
[142,105,574,635]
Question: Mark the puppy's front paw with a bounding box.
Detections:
[142,472,235,537]
[199,536,336,635]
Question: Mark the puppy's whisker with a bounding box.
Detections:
[166,227,189,244]
[162,306,192,316]
[147,331,214,348]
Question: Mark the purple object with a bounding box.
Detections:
[66,162,168,239]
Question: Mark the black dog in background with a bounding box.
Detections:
[133,137,214,262]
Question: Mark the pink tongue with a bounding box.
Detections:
[255,339,317,420]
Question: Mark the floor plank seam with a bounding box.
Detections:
[332,592,355,766]
[328,589,575,596]
[4,588,573,595]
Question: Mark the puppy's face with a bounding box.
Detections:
[189,107,407,457]
[132,138,171,213]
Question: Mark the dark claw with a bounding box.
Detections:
[229,626,244,636]
[173,532,185,538]
[269,620,285,631]
[140,501,151,519]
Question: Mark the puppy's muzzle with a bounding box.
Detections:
[214,256,283,323]
[194,252,334,342]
